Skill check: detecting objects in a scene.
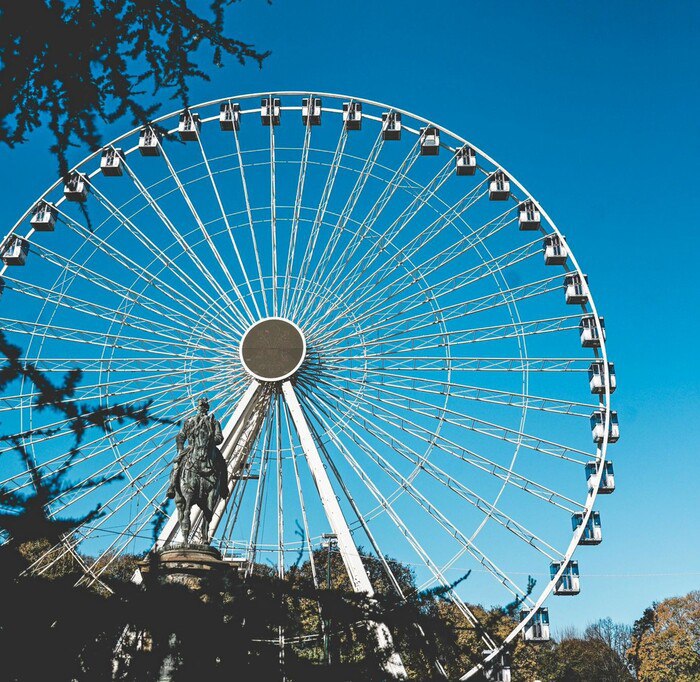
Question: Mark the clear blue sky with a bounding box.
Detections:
[1,0,698,631]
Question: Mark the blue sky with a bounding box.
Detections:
[1,0,699,631]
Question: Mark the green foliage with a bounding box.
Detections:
[0,0,270,176]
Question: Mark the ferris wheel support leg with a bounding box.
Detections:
[281,380,407,679]
[152,380,263,551]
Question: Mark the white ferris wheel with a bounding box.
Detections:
[0,92,618,679]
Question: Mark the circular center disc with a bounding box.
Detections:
[239,317,306,382]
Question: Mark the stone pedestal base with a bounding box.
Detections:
[138,544,235,595]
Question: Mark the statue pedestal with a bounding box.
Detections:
[138,544,235,596]
[133,545,238,681]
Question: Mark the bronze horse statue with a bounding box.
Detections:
[168,397,229,545]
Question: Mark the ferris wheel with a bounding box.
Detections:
[0,92,618,679]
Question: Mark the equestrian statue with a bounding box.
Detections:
[167,397,229,545]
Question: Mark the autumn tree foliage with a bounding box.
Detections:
[628,591,700,682]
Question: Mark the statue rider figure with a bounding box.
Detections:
[167,397,229,501]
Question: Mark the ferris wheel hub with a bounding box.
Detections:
[239,317,306,382]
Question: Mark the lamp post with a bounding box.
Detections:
[321,533,338,666]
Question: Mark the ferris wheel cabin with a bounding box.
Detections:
[573,511,602,545]
[586,460,615,494]
[261,97,281,126]
[63,172,88,202]
[579,315,605,348]
[482,650,511,682]
[178,111,201,141]
[1,235,29,266]
[518,200,541,230]
[544,234,568,265]
[302,97,322,126]
[455,145,477,175]
[342,101,362,130]
[591,409,620,444]
[138,127,160,156]
[30,201,57,232]
[588,360,616,394]
[100,147,125,176]
[550,560,580,595]
[521,607,550,642]
[489,171,510,201]
[381,111,402,140]
[419,126,440,155]
[564,273,589,305]
[219,102,241,131]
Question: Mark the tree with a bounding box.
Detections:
[0,0,269,176]
[629,591,700,682]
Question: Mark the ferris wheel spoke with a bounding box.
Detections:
[4,369,232,464]
[315,233,543,344]
[193,124,263,320]
[307,176,503,337]
[318,150,452,306]
[336,314,581,357]
[305,376,583,512]
[29,239,234,342]
[324,355,590,374]
[2,275,223,349]
[120,156,248,331]
[152,139,255,324]
[245,405,275,573]
[232,121,269,317]
[335,379,591,464]
[300,388,510,647]
[356,369,596,417]
[18,355,223,374]
[269,113,279,315]
[0,316,219,357]
[310,380,563,561]
[280,111,313,316]
[293,130,385,317]
[287,125,349,319]
[305,138,421,314]
[79,179,247,334]
[328,273,565,352]
[307,385,530,602]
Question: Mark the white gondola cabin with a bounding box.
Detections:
[489,171,510,200]
[302,97,322,126]
[419,126,440,155]
[572,511,602,545]
[591,409,620,444]
[588,361,616,394]
[261,97,281,126]
[456,145,476,175]
[544,234,568,265]
[219,102,241,131]
[1,236,29,266]
[579,315,605,348]
[519,200,541,230]
[564,273,589,305]
[521,607,550,642]
[550,560,580,595]
[586,460,615,494]
[178,111,201,141]
[482,650,511,682]
[30,201,57,232]
[381,111,402,140]
[100,147,124,176]
[64,173,88,202]
[343,101,362,130]
[138,127,160,156]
